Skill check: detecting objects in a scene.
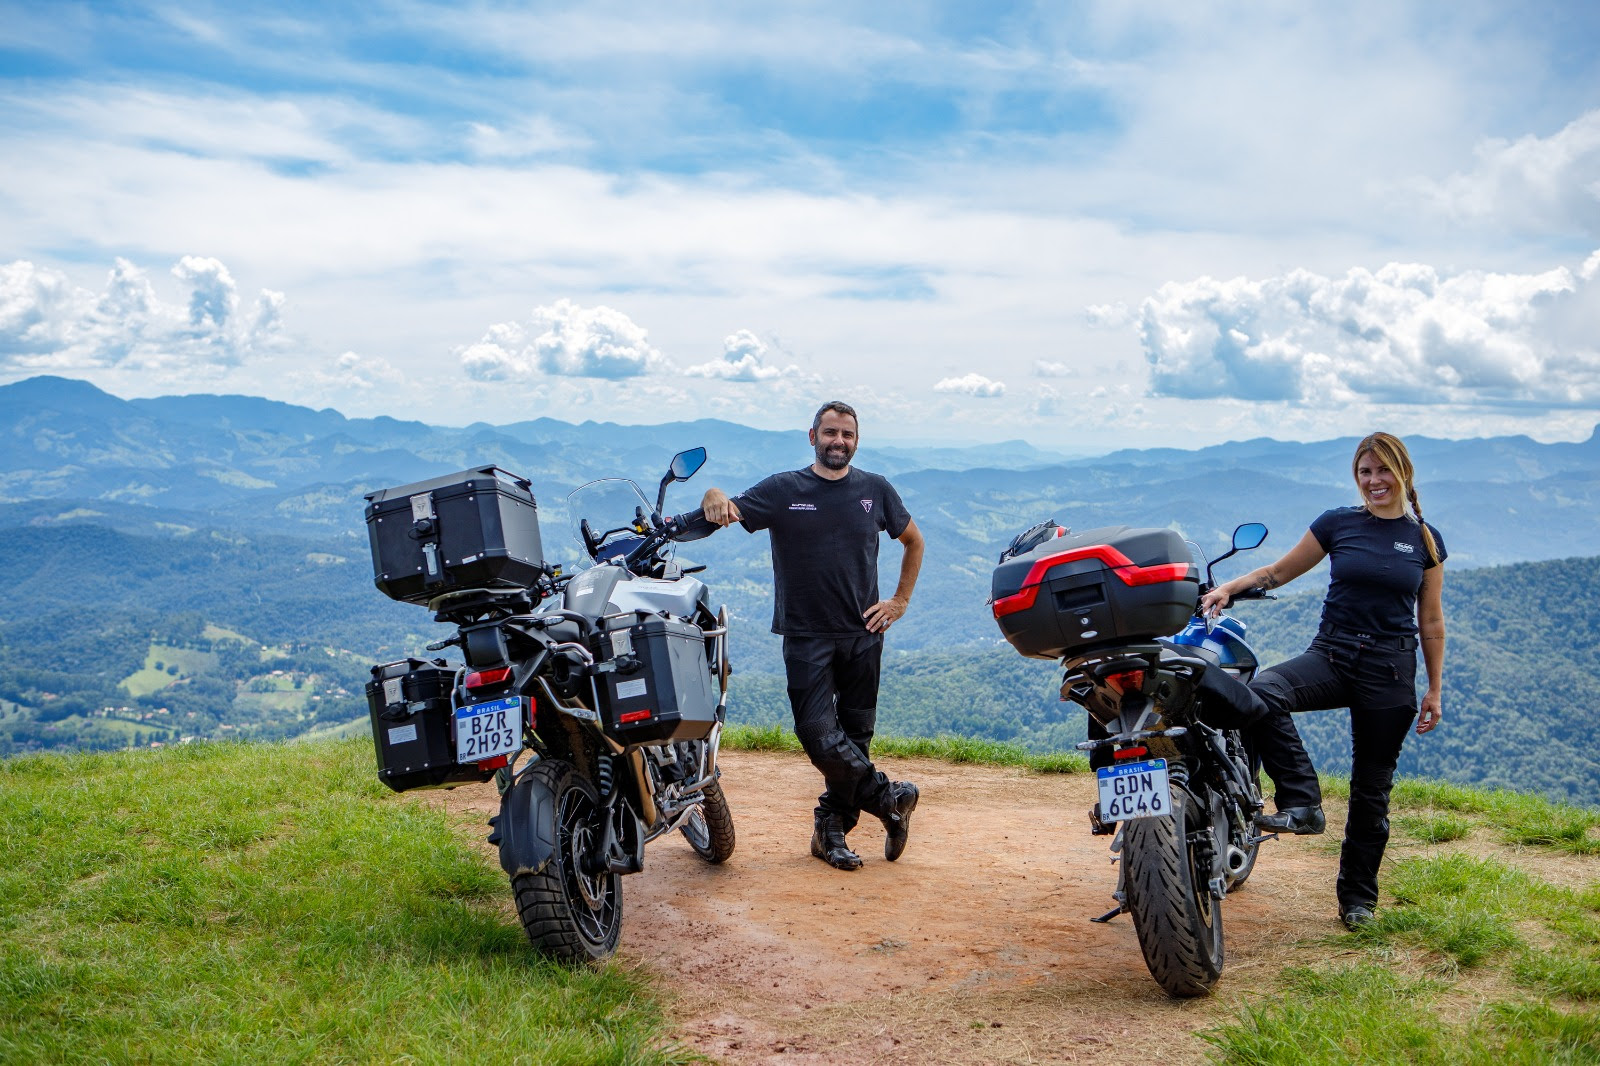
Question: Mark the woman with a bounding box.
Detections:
[1201,432,1446,930]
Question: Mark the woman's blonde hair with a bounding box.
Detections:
[1352,431,1439,565]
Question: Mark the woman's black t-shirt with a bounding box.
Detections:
[1309,506,1447,639]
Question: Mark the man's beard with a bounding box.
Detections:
[815,441,854,470]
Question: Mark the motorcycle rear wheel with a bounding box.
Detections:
[1122,784,1224,997]
[679,778,736,863]
[509,759,623,963]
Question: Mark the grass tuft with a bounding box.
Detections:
[1395,812,1474,844]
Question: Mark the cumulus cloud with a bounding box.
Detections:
[1140,254,1600,406]
[934,373,1006,397]
[1416,109,1600,237]
[1034,360,1072,377]
[0,257,285,373]
[303,350,403,391]
[459,299,666,381]
[683,329,800,382]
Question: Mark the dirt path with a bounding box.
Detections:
[435,750,1353,1065]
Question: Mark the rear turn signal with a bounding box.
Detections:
[1105,668,1145,695]
[464,666,512,689]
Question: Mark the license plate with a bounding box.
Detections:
[1096,759,1171,822]
[454,696,523,764]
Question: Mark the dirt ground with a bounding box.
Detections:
[431,749,1363,1065]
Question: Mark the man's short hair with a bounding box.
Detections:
[811,400,859,434]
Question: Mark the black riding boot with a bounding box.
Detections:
[810,811,863,871]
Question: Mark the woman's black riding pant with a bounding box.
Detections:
[1249,631,1420,911]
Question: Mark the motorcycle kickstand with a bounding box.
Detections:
[1091,893,1127,924]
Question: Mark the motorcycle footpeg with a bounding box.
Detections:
[1247,832,1279,845]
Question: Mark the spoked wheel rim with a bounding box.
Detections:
[679,804,711,852]
[556,783,620,949]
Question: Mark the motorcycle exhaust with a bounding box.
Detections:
[1224,844,1250,876]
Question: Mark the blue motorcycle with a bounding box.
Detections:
[992,520,1276,997]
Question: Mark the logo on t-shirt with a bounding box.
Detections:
[1394,541,1414,553]
[789,502,816,511]
[860,500,873,512]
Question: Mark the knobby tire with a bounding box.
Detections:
[508,759,623,963]
[681,778,736,863]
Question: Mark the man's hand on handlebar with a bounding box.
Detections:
[701,487,743,527]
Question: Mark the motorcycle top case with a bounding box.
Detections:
[364,466,545,605]
[366,658,494,792]
[990,525,1199,660]
[594,615,719,744]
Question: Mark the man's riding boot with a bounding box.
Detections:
[810,812,863,871]
[877,781,919,861]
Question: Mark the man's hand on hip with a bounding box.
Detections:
[863,596,908,633]
[701,487,743,527]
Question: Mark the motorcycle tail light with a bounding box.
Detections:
[619,709,652,723]
[465,666,512,689]
[1105,668,1145,695]
[1113,745,1149,760]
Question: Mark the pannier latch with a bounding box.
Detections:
[408,492,443,582]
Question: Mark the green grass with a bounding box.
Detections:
[1204,964,1600,1064]
[0,739,686,1065]
[721,723,1089,774]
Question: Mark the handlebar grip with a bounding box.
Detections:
[1232,587,1269,600]
[666,507,718,543]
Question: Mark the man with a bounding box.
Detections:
[702,400,925,870]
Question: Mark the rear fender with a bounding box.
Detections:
[487,772,560,878]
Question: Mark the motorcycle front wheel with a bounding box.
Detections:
[509,759,623,963]
[679,778,736,863]
[1122,784,1224,997]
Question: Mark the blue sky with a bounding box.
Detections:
[2,1,1599,448]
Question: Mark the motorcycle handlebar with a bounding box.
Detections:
[664,507,718,543]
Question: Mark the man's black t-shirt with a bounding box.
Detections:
[734,467,911,637]
[1309,506,1447,638]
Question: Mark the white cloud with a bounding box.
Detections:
[1140,254,1600,406]
[0,257,285,375]
[458,299,666,381]
[1415,109,1600,238]
[1034,360,1072,377]
[683,329,800,382]
[934,373,1006,398]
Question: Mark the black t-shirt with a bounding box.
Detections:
[733,467,912,636]
[1309,506,1447,638]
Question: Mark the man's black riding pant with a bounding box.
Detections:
[782,633,893,824]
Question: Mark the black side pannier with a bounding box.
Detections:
[364,466,545,605]
[593,615,719,744]
[990,524,1198,660]
[366,658,495,792]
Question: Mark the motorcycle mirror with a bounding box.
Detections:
[657,446,708,514]
[1232,523,1267,551]
[668,447,707,481]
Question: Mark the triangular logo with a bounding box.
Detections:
[861,500,873,512]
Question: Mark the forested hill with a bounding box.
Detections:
[0,514,1596,806]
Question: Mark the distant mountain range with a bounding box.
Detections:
[4,375,1597,573]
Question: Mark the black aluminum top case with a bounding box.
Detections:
[364,466,545,605]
